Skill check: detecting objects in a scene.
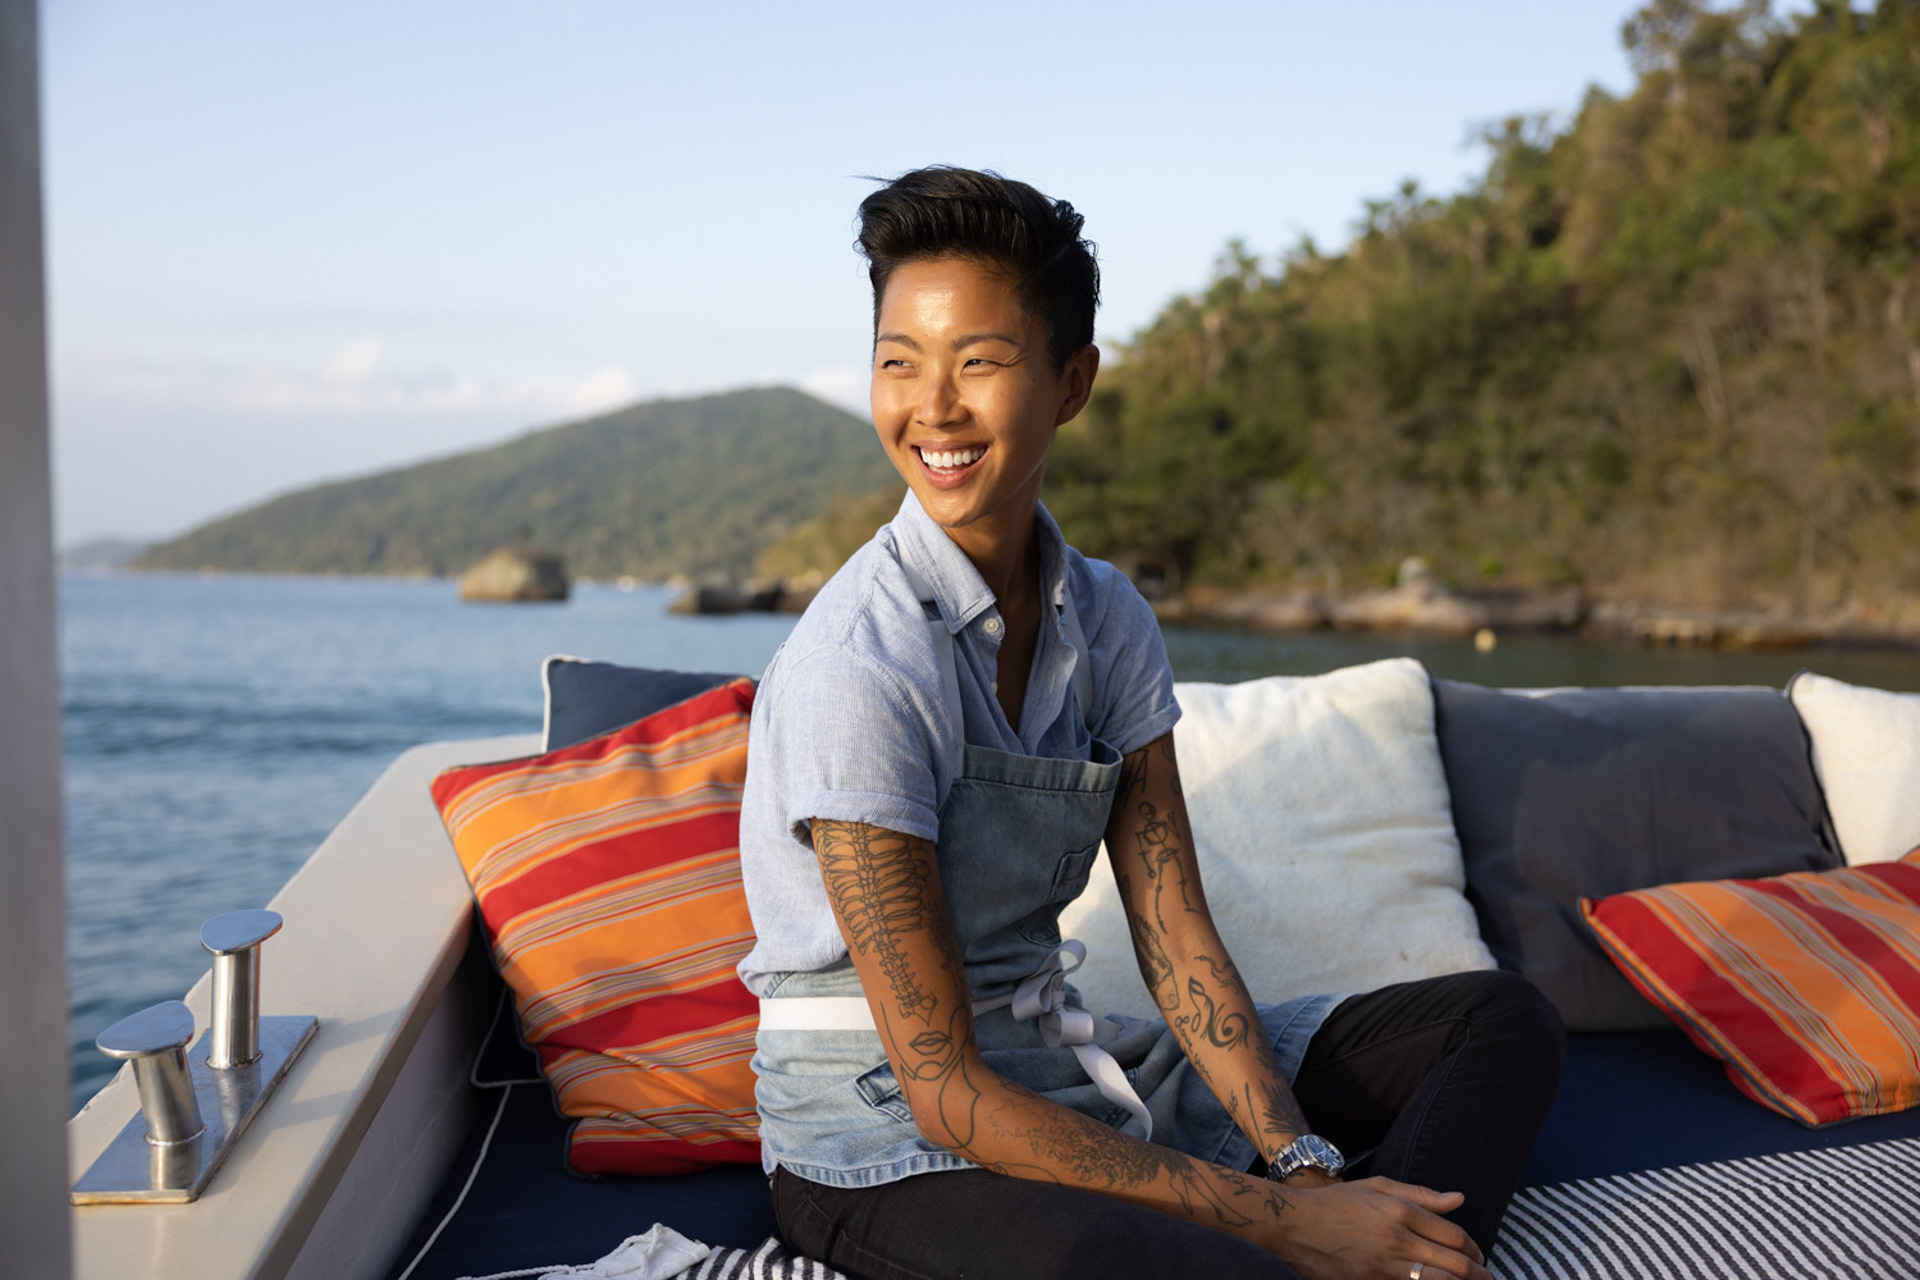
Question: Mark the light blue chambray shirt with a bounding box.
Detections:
[737,492,1181,992]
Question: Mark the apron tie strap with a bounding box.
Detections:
[995,941,1152,1142]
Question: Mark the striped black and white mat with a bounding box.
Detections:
[674,1238,846,1280]
[1491,1137,1920,1280]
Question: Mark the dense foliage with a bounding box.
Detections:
[136,388,895,580]
[1044,0,1920,610]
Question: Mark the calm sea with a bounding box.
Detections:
[59,571,1920,1109]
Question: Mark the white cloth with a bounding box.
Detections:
[459,1224,711,1280]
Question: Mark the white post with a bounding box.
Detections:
[0,0,74,1274]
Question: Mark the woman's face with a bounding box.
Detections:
[871,256,1097,568]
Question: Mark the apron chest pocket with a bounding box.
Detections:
[1046,842,1101,905]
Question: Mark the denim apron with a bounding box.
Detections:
[751,572,1335,1189]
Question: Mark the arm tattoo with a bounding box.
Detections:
[1255,1077,1311,1145]
[1117,870,1177,1006]
[1177,976,1253,1054]
[813,820,939,1023]
[985,1100,1286,1228]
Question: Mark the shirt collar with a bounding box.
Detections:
[891,492,1071,633]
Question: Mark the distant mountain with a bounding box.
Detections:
[59,538,151,572]
[134,387,899,580]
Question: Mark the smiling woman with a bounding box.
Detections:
[735,167,1565,1280]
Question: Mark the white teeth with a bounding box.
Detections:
[920,446,985,470]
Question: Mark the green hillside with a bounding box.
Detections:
[1040,0,1920,612]
[135,387,898,580]
[765,1,1920,618]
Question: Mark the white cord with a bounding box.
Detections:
[452,1263,560,1280]
[392,987,531,1280]
[471,985,544,1088]
[392,1081,514,1280]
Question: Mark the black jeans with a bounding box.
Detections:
[1286,969,1565,1251]
[772,969,1564,1280]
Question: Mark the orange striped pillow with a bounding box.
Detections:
[431,679,760,1174]
[1582,848,1920,1127]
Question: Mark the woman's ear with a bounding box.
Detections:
[1054,344,1101,427]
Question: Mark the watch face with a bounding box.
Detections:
[1296,1134,1345,1173]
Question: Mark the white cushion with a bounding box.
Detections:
[1789,672,1920,865]
[1057,657,1496,1020]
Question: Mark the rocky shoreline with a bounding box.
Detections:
[674,562,1920,652]
[1155,567,1920,652]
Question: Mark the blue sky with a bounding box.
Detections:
[44,0,1658,545]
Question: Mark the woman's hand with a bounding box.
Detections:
[1263,1178,1489,1280]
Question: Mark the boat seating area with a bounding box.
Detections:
[69,657,1920,1279]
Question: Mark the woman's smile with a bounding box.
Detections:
[913,443,989,485]
[870,256,1096,570]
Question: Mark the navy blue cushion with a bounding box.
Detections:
[386,1083,778,1280]
[1432,681,1838,1033]
[542,658,741,751]
[1523,1030,1920,1186]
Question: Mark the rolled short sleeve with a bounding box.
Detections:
[753,643,948,846]
[1077,559,1181,758]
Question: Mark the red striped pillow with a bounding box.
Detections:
[432,679,760,1174]
[1582,848,1920,1126]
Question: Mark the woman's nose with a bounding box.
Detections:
[913,372,961,427]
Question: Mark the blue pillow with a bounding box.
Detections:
[541,657,742,751]
[1431,680,1839,1032]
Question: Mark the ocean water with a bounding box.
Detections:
[58,572,1920,1110]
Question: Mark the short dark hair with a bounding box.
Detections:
[856,166,1100,371]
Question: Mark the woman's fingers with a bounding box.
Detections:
[1358,1177,1463,1213]
[1350,1178,1483,1264]
[1274,1180,1494,1280]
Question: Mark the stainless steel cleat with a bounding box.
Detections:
[72,910,317,1205]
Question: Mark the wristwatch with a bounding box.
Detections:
[1265,1133,1345,1183]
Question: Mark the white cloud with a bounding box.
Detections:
[320,337,386,382]
[59,344,663,423]
[799,364,868,416]
[560,366,646,416]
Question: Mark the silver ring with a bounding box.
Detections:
[1408,1264,1424,1280]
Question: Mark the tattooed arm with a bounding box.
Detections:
[810,819,1290,1236]
[1101,731,1313,1169]
[809,817,1489,1280]
[1097,733,1493,1280]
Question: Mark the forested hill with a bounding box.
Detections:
[134,387,897,580]
[1037,0,1920,613]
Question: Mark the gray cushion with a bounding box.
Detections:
[1432,680,1838,1032]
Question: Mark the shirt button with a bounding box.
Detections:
[983,617,1003,636]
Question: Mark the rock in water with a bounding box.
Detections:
[458,546,569,602]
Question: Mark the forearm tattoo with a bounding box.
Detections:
[1177,976,1253,1053]
[813,820,940,1023]
[1255,1077,1311,1146]
[985,1092,1289,1228]
[1110,738,1315,1159]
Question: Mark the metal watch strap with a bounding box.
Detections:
[1266,1132,1345,1182]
